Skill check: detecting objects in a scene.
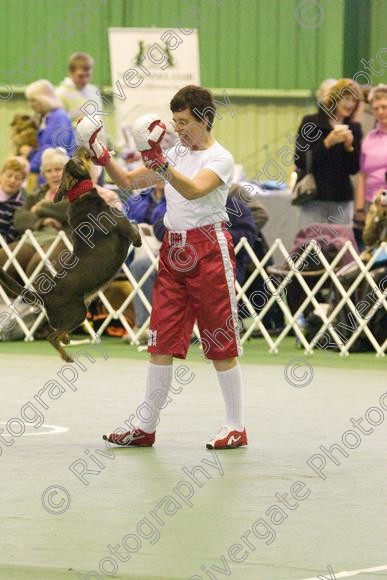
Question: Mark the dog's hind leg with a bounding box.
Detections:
[0,268,27,298]
[48,330,74,363]
[61,333,71,345]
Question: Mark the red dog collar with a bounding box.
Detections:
[67,179,94,202]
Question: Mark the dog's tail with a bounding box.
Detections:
[0,268,33,300]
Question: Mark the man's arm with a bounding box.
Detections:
[355,171,366,211]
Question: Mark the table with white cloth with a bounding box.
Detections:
[260,188,300,256]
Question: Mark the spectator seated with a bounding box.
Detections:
[0,158,27,245]
[122,183,166,344]
[24,80,76,182]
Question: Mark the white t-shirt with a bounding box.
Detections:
[163,141,234,231]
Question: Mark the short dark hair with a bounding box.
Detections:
[170,85,215,131]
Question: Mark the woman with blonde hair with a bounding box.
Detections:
[294,78,363,229]
[24,80,75,179]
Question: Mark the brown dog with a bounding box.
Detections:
[0,151,141,361]
[361,190,387,262]
[10,113,38,155]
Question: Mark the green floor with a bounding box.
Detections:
[0,335,385,370]
[0,339,386,580]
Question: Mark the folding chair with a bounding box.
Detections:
[268,224,359,317]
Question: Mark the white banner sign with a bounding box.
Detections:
[108,27,200,147]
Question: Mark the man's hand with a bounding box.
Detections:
[30,200,46,214]
[42,218,62,229]
[343,129,354,152]
[76,117,111,166]
[132,114,167,172]
[19,144,34,158]
[324,128,347,148]
[353,208,366,227]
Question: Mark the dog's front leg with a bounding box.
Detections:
[116,218,142,247]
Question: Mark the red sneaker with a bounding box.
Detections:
[206,426,248,450]
[103,428,155,447]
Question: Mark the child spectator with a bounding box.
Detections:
[0,158,27,243]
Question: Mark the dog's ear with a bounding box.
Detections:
[78,146,92,162]
[54,180,67,203]
[74,150,93,178]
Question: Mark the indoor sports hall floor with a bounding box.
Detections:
[0,337,386,580]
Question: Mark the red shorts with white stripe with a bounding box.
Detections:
[147,222,242,360]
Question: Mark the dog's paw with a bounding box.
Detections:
[129,223,142,247]
[61,351,74,363]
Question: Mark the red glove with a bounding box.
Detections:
[132,114,167,172]
[76,118,111,166]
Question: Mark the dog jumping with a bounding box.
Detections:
[0,151,142,361]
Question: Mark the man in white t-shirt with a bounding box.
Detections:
[77,85,247,449]
[56,52,107,143]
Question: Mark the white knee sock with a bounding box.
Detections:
[134,363,173,433]
[216,364,244,429]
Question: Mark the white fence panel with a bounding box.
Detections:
[0,232,385,356]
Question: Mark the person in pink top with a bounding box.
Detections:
[355,85,387,223]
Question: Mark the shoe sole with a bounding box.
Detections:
[102,434,154,447]
[206,442,247,450]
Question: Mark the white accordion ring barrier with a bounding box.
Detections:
[0,231,385,357]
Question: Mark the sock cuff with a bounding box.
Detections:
[149,362,173,370]
[216,364,241,376]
